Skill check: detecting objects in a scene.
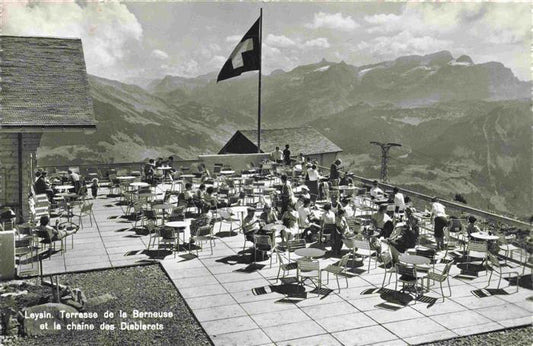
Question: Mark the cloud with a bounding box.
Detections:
[357,31,453,60]
[151,49,169,60]
[4,2,142,79]
[225,35,241,43]
[302,38,330,49]
[306,12,359,31]
[265,34,296,48]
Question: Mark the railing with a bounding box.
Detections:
[37,159,201,179]
[315,165,531,230]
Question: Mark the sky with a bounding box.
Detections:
[3,1,531,83]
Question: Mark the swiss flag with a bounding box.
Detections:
[217,18,261,82]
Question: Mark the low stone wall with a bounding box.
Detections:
[199,153,270,173]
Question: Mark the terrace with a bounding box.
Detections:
[3,158,531,345]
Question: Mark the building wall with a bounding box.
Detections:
[0,133,41,221]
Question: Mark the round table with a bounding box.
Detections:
[130,182,150,188]
[470,232,499,241]
[295,248,326,258]
[398,254,431,265]
[55,185,74,192]
[220,170,235,175]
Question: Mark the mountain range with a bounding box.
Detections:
[37,51,532,217]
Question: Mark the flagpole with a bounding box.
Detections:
[257,8,262,153]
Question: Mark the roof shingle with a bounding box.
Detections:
[0,36,95,130]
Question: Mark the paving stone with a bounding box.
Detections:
[193,304,247,322]
[186,293,237,310]
[333,325,399,345]
[250,308,310,328]
[276,333,342,346]
[315,312,376,333]
[203,316,259,336]
[430,310,492,329]
[383,317,448,339]
[403,330,458,345]
[453,321,505,336]
[211,329,271,346]
[262,320,326,342]
[475,303,531,322]
[365,306,424,324]
[302,301,359,320]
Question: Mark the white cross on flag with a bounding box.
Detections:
[217,18,261,82]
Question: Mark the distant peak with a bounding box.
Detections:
[319,58,329,64]
[456,55,474,64]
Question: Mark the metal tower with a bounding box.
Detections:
[370,141,402,182]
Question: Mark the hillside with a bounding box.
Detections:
[36,51,532,217]
[309,100,532,216]
[38,76,249,164]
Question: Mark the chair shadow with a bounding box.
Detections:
[214,231,238,238]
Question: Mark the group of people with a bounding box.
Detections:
[33,169,99,202]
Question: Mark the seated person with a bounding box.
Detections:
[404,207,420,239]
[34,174,55,201]
[242,207,260,242]
[371,204,394,238]
[386,223,418,263]
[259,204,279,225]
[320,202,336,242]
[466,215,481,238]
[203,186,227,209]
[189,206,213,240]
[369,180,384,199]
[38,215,77,242]
[281,203,299,242]
[298,199,320,242]
[332,209,349,256]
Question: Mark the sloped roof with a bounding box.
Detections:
[0,36,95,131]
[224,127,342,155]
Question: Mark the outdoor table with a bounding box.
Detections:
[165,220,191,250]
[130,182,150,188]
[116,176,135,179]
[262,223,284,244]
[220,170,235,175]
[55,185,74,193]
[152,203,174,224]
[180,174,195,183]
[470,232,500,241]
[294,248,325,259]
[398,254,431,266]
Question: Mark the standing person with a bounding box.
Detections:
[90,178,99,199]
[306,164,320,202]
[144,159,155,184]
[68,169,81,194]
[392,187,406,219]
[280,174,293,215]
[431,197,448,250]
[282,144,291,166]
[271,146,283,163]
[330,159,342,186]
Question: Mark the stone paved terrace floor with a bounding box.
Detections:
[35,188,532,346]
